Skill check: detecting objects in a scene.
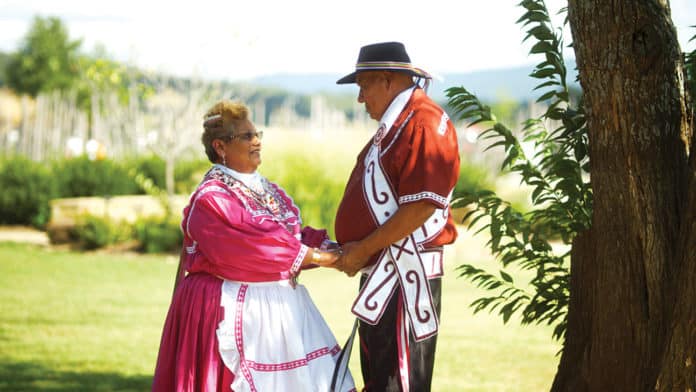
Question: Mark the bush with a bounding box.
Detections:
[0,157,57,227]
[70,214,134,250]
[128,155,166,191]
[53,156,139,197]
[174,159,210,194]
[453,158,494,199]
[124,155,209,195]
[134,216,183,254]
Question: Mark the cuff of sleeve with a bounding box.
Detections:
[398,191,449,209]
[291,244,309,276]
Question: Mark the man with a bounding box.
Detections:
[334,42,460,391]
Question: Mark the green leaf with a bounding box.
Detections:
[530,67,558,79]
[530,41,556,55]
[500,270,514,283]
[536,90,557,102]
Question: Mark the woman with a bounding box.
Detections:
[152,99,355,391]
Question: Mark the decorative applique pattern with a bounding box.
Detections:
[204,167,300,234]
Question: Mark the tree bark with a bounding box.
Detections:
[553,1,693,390]
[656,131,696,389]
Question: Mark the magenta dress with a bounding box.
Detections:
[152,165,355,392]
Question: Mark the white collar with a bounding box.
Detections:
[214,164,264,193]
[379,85,416,132]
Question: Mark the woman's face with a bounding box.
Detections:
[217,118,262,173]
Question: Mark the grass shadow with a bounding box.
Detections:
[0,360,152,391]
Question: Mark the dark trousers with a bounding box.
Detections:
[358,275,442,392]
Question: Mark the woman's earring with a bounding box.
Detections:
[222,154,227,167]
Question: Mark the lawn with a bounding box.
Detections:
[0,232,561,391]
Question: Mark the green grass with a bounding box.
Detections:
[0,242,175,391]
[0,234,561,391]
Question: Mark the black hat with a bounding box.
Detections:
[336,41,431,84]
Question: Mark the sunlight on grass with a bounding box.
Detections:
[0,243,175,391]
[301,232,561,392]
[0,128,561,391]
[0,228,560,391]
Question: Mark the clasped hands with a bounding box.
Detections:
[316,241,367,277]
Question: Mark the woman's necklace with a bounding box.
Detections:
[238,180,281,216]
[213,165,282,216]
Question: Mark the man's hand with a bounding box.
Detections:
[316,249,342,268]
[337,241,370,277]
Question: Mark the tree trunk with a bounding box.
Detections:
[553,1,693,390]
[655,97,696,389]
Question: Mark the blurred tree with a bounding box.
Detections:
[73,46,143,141]
[5,16,81,97]
[0,51,10,86]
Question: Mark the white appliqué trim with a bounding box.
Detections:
[399,191,448,208]
[437,112,449,136]
[292,245,309,275]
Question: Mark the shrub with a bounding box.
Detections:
[0,157,57,227]
[123,155,208,195]
[130,155,166,190]
[134,216,183,254]
[53,156,139,197]
[453,158,494,200]
[174,159,210,194]
[70,214,134,250]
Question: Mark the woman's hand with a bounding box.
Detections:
[319,248,341,267]
[336,241,370,277]
[304,248,342,268]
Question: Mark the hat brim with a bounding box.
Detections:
[335,68,429,85]
[336,72,358,85]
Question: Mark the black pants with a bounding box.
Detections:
[358,276,442,392]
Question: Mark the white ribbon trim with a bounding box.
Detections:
[351,141,442,341]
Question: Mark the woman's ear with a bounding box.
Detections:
[213,140,225,156]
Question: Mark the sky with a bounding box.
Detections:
[1,0,695,83]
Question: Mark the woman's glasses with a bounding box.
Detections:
[229,131,263,141]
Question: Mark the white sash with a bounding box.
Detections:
[351,141,448,341]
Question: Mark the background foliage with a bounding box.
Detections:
[446,0,591,342]
[0,157,56,227]
[5,16,81,97]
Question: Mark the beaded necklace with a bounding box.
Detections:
[209,165,282,217]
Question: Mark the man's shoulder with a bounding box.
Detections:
[408,90,446,121]
[410,88,444,109]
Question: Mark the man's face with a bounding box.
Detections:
[355,71,392,121]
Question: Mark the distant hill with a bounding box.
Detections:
[250,60,579,104]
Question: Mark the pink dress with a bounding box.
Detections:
[152,165,355,392]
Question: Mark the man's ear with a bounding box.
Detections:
[383,71,392,89]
